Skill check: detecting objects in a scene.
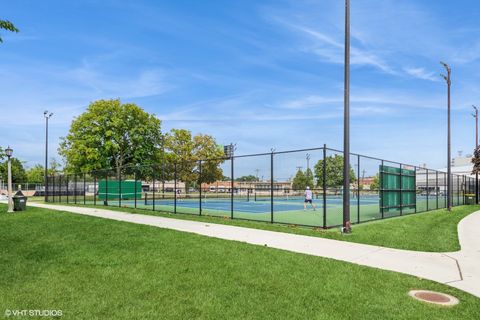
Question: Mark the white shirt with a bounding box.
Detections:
[304,189,313,200]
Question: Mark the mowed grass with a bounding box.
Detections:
[55,202,480,252]
[0,205,479,319]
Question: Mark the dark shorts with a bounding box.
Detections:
[304,199,312,203]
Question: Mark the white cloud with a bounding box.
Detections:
[67,65,170,99]
[283,24,396,74]
[403,67,439,82]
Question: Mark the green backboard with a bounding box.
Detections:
[380,165,416,213]
[98,180,142,200]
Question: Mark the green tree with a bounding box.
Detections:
[0,158,27,183]
[0,20,19,43]
[48,158,62,176]
[305,168,314,189]
[314,155,356,188]
[26,164,45,183]
[292,168,315,190]
[292,169,307,190]
[235,175,259,182]
[59,99,162,176]
[370,174,380,191]
[472,146,480,175]
[165,129,224,192]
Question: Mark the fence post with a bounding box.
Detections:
[83,173,86,205]
[414,166,417,213]
[399,164,403,216]
[457,175,460,206]
[174,163,177,214]
[74,174,77,204]
[199,160,202,216]
[52,175,56,203]
[381,160,384,219]
[118,168,122,208]
[436,171,439,209]
[445,173,447,208]
[357,154,360,223]
[231,157,234,220]
[323,145,327,228]
[105,172,108,206]
[45,175,48,203]
[94,173,97,206]
[162,165,165,199]
[66,175,69,204]
[426,169,429,211]
[59,175,62,203]
[134,169,137,209]
[152,167,156,211]
[270,151,274,223]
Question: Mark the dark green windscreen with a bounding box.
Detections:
[380,165,416,213]
[98,180,142,200]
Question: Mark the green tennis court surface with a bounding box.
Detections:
[72,193,452,228]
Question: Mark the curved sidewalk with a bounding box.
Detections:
[29,202,480,298]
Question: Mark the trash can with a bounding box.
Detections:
[13,190,27,211]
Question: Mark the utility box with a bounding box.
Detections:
[13,190,27,211]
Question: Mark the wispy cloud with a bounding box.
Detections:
[67,64,170,99]
[403,67,439,82]
[280,23,396,74]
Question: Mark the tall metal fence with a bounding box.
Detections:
[45,146,476,228]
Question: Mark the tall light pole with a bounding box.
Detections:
[440,62,451,211]
[5,146,13,213]
[343,0,351,233]
[473,105,478,204]
[44,111,53,202]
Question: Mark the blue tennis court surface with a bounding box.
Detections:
[131,196,381,214]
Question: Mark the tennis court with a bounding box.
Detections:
[98,193,433,227]
[46,145,473,228]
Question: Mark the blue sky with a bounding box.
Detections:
[1,0,480,172]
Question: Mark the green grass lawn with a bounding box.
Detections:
[0,205,479,319]
[53,201,480,252]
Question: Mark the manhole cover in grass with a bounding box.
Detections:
[408,290,459,306]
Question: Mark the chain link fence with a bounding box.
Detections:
[45,146,476,228]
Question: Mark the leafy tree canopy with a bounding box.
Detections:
[370,174,380,191]
[0,158,27,183]
[235,175,259,182]
[59,99,162,175]
[314,155,356,187]
[292,168,315,190]
[292,169,307,191]
[26,164,45,184]
[165,129,225,190]
[0,20,19,43]
[472,146,480,175]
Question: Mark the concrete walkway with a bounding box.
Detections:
[28,202,480,298]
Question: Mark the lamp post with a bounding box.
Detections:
[343,0,351,233]
[473,105,478,204]
[44,111,53,202]
[440,62,451,211]
[6,146,13,213]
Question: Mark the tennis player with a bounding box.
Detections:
[303,186,316,211]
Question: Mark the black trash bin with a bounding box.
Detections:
[13,190,27,211]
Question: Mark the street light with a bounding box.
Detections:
[343,0,352,233]
[440,61,452,211]
[5,146,13,213]
[472,105,478,204]
[44,111,53,202]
